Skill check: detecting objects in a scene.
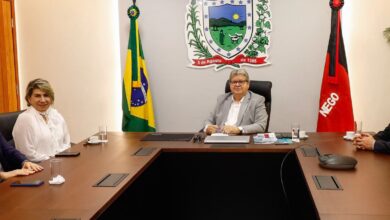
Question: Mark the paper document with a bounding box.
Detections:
[253,133,278,144]
[211,133,229,136]
[253,133,293,144]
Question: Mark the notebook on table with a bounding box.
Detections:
[141,133,195,141]
[204,135,251,144]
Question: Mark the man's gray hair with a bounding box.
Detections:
[229,69,250,82]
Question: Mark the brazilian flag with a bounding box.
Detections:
[122,5,156,132]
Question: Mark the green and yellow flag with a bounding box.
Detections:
[122,4,155,132]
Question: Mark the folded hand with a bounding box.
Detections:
[222,125,240,134]
[206,125,219,135]
[353,133,374,150]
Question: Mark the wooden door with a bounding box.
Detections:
[0,0,19,113]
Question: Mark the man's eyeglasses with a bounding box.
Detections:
[229,80,248,85]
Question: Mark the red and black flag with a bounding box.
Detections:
[317,0,354,132]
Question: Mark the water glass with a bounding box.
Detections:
[355,121,363,135]
[99,125,108,141]
[50,159,62,179]
[291,123,300,141]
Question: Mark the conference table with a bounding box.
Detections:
[0,132,390,220]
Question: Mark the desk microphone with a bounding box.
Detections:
[192,134,203,143]
[318,154,357,170]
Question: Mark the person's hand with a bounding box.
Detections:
[206,125,219,135]
[222,125,240,134]
[23,161,44,172]
[13,169,35,176]
[0,169,35,179]
[353,133,375,150]
[352,134,360,145]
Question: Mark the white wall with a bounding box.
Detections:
[118,0,330,133]
[343,0,390,132]
[15,0,390,143]
[15,0,122,142]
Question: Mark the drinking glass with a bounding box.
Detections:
[99,125,108,141]
[50,159,62,179]
[291,123,300,141]
[355,121,363,135]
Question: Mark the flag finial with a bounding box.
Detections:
[329,0,344,10]
[127,5,140,20]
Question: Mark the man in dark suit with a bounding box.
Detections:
[353,123,390,153]
[0,133,43,182]
[204,69,268,135]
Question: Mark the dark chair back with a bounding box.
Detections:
[225,80,272,132]
[0,110,24,142]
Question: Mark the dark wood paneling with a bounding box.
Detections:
[0,0,19,113]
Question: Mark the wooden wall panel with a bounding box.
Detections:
[0,0,6,112]
[0,0,19,113]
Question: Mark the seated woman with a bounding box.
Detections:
[12,79,71,162]
[0,133,43,182]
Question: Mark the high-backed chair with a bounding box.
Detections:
[0,110,24,144]
[225,80,272,132]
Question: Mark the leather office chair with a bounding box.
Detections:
[0,110,24,145]
[0,110,76,147]
[225,80,272,132]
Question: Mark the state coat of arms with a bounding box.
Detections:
[185,0,272,70]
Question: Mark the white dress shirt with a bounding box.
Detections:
[224,96,244,126]
[12,107,70,162]
[204,96,245,133]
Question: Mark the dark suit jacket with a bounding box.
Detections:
[373,123,390,154]
[0,133,27,171]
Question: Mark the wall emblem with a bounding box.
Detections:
[185,0,272,70]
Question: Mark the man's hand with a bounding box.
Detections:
[353,133,375,150]
[222,125,240,135]
[205,125,219,135]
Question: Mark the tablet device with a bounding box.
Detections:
[55,151,80,157]
[10,180,44,187]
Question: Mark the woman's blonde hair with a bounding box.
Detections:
[25,78,55,106]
